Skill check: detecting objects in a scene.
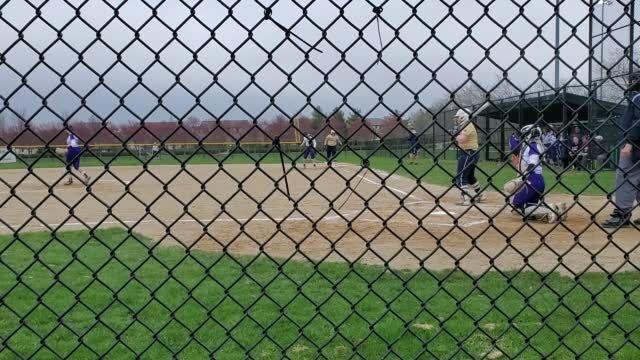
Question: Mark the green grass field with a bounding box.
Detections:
[0,229,638,359]
[0,150,615,195]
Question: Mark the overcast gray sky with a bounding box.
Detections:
[0,0,637,123]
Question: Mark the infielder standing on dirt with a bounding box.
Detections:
[324,130,342,164]
[64,126,90,185]
[301,133,317,167]
[602,72,640,228]
[504,125,567,223]
[453,103,488,206]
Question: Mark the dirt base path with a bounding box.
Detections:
[1,163,637,275]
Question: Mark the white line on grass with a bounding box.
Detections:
[0,214,486,230]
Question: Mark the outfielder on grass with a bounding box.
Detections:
[63,127,90,186]
[503,125,567,223]
[453,103,488,206]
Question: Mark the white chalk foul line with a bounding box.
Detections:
[0,214,486,230]
[346,170,422,201]
[0,217,306,229]
[0,179,137,194]
[0,188,72,194]
[341,165,510,211]
[404,200,432,206]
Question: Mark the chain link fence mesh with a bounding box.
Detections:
[1,0,639,358]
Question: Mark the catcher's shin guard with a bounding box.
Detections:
[523,202,566,223]
[523,205,555,223]
[554,202,568,221]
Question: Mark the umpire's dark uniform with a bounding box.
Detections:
[602,73,640,228]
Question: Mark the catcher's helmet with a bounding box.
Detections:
[520,124,542,142]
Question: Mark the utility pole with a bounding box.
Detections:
[555,0,561,90]
[631,0,635,76]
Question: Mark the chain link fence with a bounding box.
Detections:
[1,0,640,358]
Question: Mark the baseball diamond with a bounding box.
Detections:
[0,163,636,275]
[1,0,639,358]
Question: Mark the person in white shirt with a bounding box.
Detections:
[301,133,317,167]
[64,126,90,185]
[323,130,342,164]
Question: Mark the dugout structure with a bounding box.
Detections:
[431,86,628,162]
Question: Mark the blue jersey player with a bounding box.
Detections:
[508,125,567,223]
[64,127,91,185]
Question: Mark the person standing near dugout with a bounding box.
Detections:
[63,126,91,185]
[602,72,640,228]
[407,129,420,165]
[453,103,489,206]
[323,130,342,164]
[300,133,317,167]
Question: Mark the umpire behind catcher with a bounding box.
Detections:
[602,72,640,228]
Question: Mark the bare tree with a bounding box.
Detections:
[597,46,640,102]
[409,108,433,132]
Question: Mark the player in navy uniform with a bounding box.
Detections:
[602,72,640,227]
[508,125,567,223]
[301,133,317,168]
[64,127,91,185]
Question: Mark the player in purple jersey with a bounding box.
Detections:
[508,132,521,171]
[64,127,91,185]
[300,133,317,168]
[509,125,567,223]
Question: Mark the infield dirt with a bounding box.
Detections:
[1,163,637,275]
